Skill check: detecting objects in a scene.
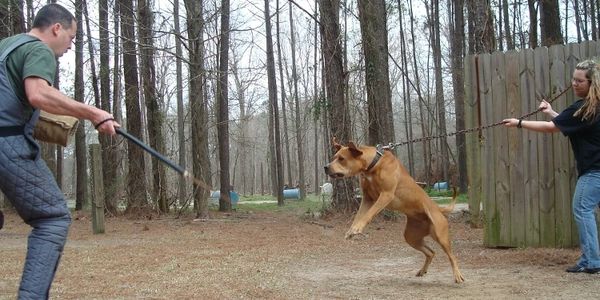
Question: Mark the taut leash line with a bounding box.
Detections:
[383,85,572,150]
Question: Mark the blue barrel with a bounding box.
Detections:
[209,190,239,205]
[433,182,449,191]
[283,188,300,199]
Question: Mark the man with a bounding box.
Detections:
[0,4,119,298]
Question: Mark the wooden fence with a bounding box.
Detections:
[465,40,600,248]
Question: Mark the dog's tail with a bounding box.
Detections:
[438,187,458,217]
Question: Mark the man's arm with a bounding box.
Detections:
[24,76,118,135]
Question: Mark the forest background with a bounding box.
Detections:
[0,0,596,218]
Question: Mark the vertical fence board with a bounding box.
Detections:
[519,49,541,246]
[492,51,511,246]
[534,47,557,247]
[549,45,574,247]
[465,55,482,226]
[506,50,526,247]
[479,53,498,246]
[565,43,582,246]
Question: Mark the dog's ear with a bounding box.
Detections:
[347,142,363,157]
[332,136,342,152]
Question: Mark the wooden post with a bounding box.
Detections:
[89,144,105,234]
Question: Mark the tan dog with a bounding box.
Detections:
[324,139,465,283]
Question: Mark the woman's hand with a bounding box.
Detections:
[539,100,558,117]
[503,118,519,128]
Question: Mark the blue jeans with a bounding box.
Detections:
[573,171,600,269]
[0,135,71,299]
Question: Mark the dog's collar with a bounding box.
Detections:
[365,144,384,172]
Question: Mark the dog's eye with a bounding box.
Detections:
[338,157,344,162]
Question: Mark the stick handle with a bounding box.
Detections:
[116,127,185,175]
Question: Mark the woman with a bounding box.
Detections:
[504,59,600,274]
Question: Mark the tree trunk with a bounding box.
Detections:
[184,0,211,219]
[450,0,468,193]
[318,0,357,212]
[119,0,148,214]
[276,0,293,187]
[425,0,449,181]
[502,0,514,50]
[174,0,187,207]
[139,0,167,213]
[540,0,564,46]
[397,0,415,176]
[264,0,285,206]
[96,0,119,214]
[0,0,25,38]
[288,2,306,199]
[357,0,395,146]
[217,0,232,211]
[408,1,431,182]
[527,0,538,48]
[467,0,496,54]
[313,0,320,195]
[74,0,87,211]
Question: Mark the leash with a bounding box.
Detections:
[381,85,573,150]
[115,128,212,191]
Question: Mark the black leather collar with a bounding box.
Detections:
[365,144,384,172]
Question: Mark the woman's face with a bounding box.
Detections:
[572,69,591,98]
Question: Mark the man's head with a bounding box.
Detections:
[31,4,77,58]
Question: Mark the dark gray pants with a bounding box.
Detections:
[0,135,71,299]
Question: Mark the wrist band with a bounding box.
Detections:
[94,117,114,129]
[517,119,523,128]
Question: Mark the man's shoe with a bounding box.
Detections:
[566,265,586,273]
[584,267,600,274]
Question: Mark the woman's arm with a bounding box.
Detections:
[503,118,561,133]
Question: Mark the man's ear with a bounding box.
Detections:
[52,23,62,36]
[332,136,342,152]
[347,142,362,157]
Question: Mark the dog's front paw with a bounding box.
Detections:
[344,227,363,239]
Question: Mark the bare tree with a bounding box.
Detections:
[501,0,514,50]
[467,0,496,54]
[139,0,167,212]
[119,0,148,214]
[74,0,87,211]
[0,0,25,38]
[396,0,415,176]
[97,0,119,214]
[357,0,395,146]
[288,2,306,199]
[174,0,186,207]
[217,0,232,211]
[264,0,285,206]
[527,0,538,48]
[449,0,467,193]
[318,0,356,212]
[275,0,293,187]
[539,0,564,46]
[185,0,211,219]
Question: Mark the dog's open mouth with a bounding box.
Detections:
[328,172,345,178]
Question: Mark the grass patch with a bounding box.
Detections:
[221,190,466,213]
[234,194,330,214]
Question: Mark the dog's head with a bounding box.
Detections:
[324,137,366,178]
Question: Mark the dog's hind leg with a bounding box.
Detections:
[404,217,435,277]
[429,214,465,283]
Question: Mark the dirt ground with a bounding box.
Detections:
[1,206,599,300]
